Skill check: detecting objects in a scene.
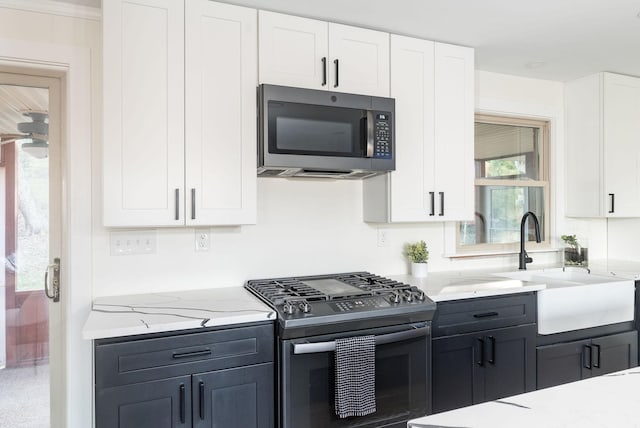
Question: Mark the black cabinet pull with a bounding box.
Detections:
[191,188,196,220]
[199,381,205,420]
[321,57,327,86]
[473,311,498,319]
[179,384,185,423]
[608,193,615,214]
[583,345,592,369]
[593,344,601,368]
[476,338,484,366]
[439,192,445,216]
[429,192,435,216]
[172,349,212,359]
[487,336,496,365]
[175,188,180,220]
[334,59,339,88]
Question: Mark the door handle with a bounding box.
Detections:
[175,188,180,220]
[44,257,60,303]
[608,193,615,214]
[429,192,435,216]
[487,336,496,365]
[476,338,485,366]
[592,344,601,368]
[179,384,185,423]
[199,381,205,420]
[321,57,327,86]
[583,344,592,369]
[439,192,445,216]
[334,59,339,88]
[365,110,374,158]
[191,188,196,220]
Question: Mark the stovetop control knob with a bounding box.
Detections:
[283,302,295,315]
[405,291,414,302]
[417,290,426,301]
[391,292,401,304]
[299,302,311,313]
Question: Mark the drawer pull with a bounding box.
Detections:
[172,349,212,359]
[473,311,499,319]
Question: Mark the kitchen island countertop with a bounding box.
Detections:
[408,367,640,428]
[82,287,275,340]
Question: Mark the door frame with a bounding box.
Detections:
[0,39,93,428]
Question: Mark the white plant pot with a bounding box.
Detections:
[411,262,428,278]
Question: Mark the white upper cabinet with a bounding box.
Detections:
[566,72,640,218]
[363,36,474,223]
[103,0,257,227]
[258,10,389,96]
[185,0,257,226]
[103,0,185,227]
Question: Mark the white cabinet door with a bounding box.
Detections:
[103,0,185,227]
[363,37,474,223]
[328,23,390,96]
[603,73,640,217]
[185,0,257,225]
[258,10,328,90]
[433,42,475,221]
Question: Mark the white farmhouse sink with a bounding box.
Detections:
[494,269,635,334]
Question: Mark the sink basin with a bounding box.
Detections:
[494,269,635,334]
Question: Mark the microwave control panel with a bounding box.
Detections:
[373,112,392,159]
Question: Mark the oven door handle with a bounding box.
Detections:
[292,324,429,355]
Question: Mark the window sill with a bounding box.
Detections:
[444,247,561,260]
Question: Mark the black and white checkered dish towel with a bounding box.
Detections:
[334,334,376,418]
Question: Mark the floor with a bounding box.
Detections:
[0,363,49,428]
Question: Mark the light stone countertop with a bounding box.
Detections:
[82,287,276,340]
[408,367,640,428]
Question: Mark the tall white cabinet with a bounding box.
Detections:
[103,0,257,227]
[258,10,390,96]
[363,35,474,223]
[566,72,640,218]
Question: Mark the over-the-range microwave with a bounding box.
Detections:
[258,84,395,179]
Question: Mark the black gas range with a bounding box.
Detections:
[245,271,436,339]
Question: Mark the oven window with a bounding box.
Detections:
[268,101,366,157]
[282,332,427,428]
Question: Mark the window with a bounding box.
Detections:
[457,114,550,252]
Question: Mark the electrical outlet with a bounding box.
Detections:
[377,229,389,247]
[110,231,156,255]
[195,229,210,252]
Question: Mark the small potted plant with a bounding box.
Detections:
[561,234,588,267]
[405,240,430,278]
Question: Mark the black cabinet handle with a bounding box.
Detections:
[476,338,484,366]
[172,349,212,359]
[179,384,185,423]
[175,188,180,220]
[583,345,592,369]
[334,59,339,88]
[473,311,499,319]
[487,336,496,365]
[429,192,435,216]
[191,188,196,220]
[593,344,601,368]
[608,193,615,214]
[199,381,205,420]
[439,192,445,216]
[321,57,327,86]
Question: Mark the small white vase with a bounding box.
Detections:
[411,262,428,278]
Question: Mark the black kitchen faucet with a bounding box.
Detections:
[519,211,541,270]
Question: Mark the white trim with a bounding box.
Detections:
[0,0,101,21]
[0,38,93,428]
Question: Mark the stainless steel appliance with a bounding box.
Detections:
[258,84,395,179]
[245,272,436,428]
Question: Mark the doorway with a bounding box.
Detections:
[0,74,62,428]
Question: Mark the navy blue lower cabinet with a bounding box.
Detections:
[94,322,275,428]
[537,330,638,390]
[432,324,536,413]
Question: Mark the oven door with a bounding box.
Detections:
[279,322,430,428]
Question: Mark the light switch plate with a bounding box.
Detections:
[110,230,157,256]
